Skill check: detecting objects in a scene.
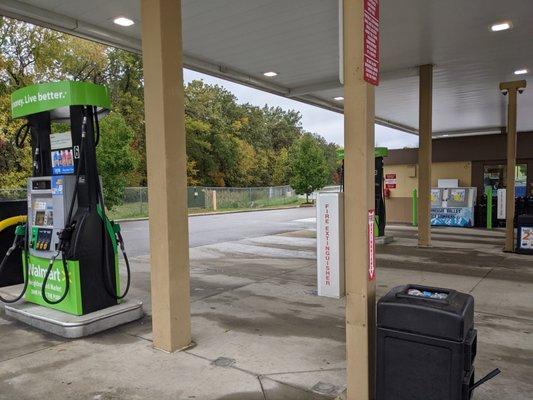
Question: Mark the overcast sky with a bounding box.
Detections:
[183,69,419,149]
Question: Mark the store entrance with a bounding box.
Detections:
[483,164,527,197]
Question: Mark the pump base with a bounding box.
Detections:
[4,297,143,339]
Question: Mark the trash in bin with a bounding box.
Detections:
[406,287,448,299]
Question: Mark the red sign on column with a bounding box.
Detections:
[368,209,376,281]
[363,0,380,86]
[385,173,397,189]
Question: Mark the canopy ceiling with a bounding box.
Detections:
[2,0,532,136]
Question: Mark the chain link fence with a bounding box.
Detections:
[204,186,296,210]
[1,185,300,219]
[112,185,298,219]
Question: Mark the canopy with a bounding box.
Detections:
[2,0,532,135]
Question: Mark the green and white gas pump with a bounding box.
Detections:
[0,81,131,315]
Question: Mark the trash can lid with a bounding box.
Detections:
[378,285,474,341]
[517,214,533,224]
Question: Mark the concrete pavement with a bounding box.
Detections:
[0,208,532,399]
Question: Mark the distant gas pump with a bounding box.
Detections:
[374,147,388,238]
[335,147,388,237]
[0,81,131,316]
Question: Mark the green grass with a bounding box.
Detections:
[107,196,305,220]
[108,202,149,220]
[215,196,304,212]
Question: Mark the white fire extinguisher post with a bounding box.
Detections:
[316,191,345,298]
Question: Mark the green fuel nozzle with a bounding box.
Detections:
[14,224,26,236]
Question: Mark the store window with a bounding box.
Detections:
[483,164,527,197]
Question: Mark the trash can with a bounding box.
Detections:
[377,285,476,400]
[0,200,27,287]
[516,214,533,254]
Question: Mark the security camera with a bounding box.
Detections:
[518,89,524,94]
[501,90,508,96]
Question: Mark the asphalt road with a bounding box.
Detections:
[120,207,316,258]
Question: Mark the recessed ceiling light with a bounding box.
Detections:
[490,21,512,32]
[113,17,135,27]
[514,69,528,75]
[263,71,278,77]
[333,96,344,101]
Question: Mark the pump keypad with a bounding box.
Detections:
[34,228,53,251]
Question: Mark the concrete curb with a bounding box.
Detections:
[114,204,310,223]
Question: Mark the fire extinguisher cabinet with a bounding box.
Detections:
[377,285,477,400]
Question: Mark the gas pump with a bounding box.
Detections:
[335,147,388,237]
[374,147,388,237]
[0,81,131,315]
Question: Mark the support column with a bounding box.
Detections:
[505,89,517,252]
[141,0,191,352]
[343,1,375,399]
[500,80,527,252]
[417,64,433,247]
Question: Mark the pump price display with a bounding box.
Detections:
[363,0,380,86]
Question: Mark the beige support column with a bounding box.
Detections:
[343,0,375,398]
[500,80,527,252]
[141,0,191,352]
[417,64,433,247]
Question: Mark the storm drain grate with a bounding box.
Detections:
[212,357,236,367]
[311,381,343,396]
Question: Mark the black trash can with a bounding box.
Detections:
[377,285,476,400]
[516,214,533,254]
[0,200,27,287]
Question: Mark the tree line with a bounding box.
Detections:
[0,17,339,207]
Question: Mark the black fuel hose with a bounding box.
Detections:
[92,111,131,300]
[93,106,100,146]
[96,173,131,300]
[14,123,40,175]
[0,227,30,303]
[41,251,70,305]
[14,123,30,148]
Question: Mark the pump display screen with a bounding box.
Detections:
[34,211,46,226]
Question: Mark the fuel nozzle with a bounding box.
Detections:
[0,224,25,280]
[0,223,29,304]
[14,224,26,237]
[57,222,76,251]
[9,224,27,252]
[111,221,125,251]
